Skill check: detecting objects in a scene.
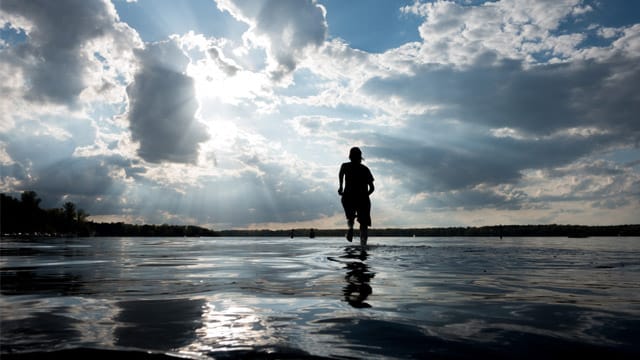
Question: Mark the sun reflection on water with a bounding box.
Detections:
[180,300,278,355]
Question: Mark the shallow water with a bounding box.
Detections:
[1,236,639,359]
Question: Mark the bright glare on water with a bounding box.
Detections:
[1,236,639,359]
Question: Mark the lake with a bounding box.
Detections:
[1,236,639,359]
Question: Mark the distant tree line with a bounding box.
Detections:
[1,191,215,237]
[218,224,640,237]
[366,224,640,237]
[1,191,91,236]
[90,222,216,237]
[2,191,638,238]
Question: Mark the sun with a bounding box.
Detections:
[187,53,274,161]
[188,57,268,106]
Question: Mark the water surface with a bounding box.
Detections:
[1,236,639,359]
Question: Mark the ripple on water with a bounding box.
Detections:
[1,236,639,359]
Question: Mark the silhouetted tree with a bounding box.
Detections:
[2,191,218,237]
[63,201,77,234]
[1,193,21,234]
[21,191,41,208]
[45,207,65,234]
[77,209,88,223]
[21,191,45,233]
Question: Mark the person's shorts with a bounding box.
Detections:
[341,194,371,227]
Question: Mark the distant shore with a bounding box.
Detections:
[217,224,640,237]
[3,224,639,239]
[4,192,639,239]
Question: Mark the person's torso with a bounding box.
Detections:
[343,162,372,196]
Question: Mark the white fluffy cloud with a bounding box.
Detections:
[402,0,591,66]
[216,0,328,80]
[0,0,140,106]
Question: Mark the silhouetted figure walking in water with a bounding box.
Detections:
[339,147,374,246]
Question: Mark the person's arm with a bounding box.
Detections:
[338,164,345,195]
[368,181,375,195]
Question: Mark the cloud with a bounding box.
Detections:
[0,113,131,209]
[208,47,240,76]
[362,56,640,137]
[1,0,637,227]
[418,186,528,211]
[402,0,590,66]
[537,159,640,205]
[0,162,28,193]
[1,130,131,212]
[2,117,93,169]
[126,39,209,164]
[94,149,339,228]
[216,0,328,80]
[30,157,121,199]
[287,115,342,137]
[0,0,140,106]
[348,1,640,214]
[356,34,639,213]
[362,119,631,212]
[383,131,637,214]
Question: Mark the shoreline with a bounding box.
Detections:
[218,224,640,237]
[3,224,639,239]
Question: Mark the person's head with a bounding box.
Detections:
[349,147,363,163]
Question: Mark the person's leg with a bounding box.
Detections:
[347,219,354,242]
[360,224,368,246]
[357,197,371,246]
[342,195,355,242]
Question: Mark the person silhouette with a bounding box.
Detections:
[338,147,374,246]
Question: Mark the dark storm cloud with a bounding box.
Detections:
[31,157,118,198]
[0,0,137,104]
[362,58,640,136]
[127,40,209,164]
[369,140,521,192]
[367,131,613,194]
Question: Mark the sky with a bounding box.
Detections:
[1,0,639,230]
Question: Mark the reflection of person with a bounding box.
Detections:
[338,147,374,245]
[342,247,374,308]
